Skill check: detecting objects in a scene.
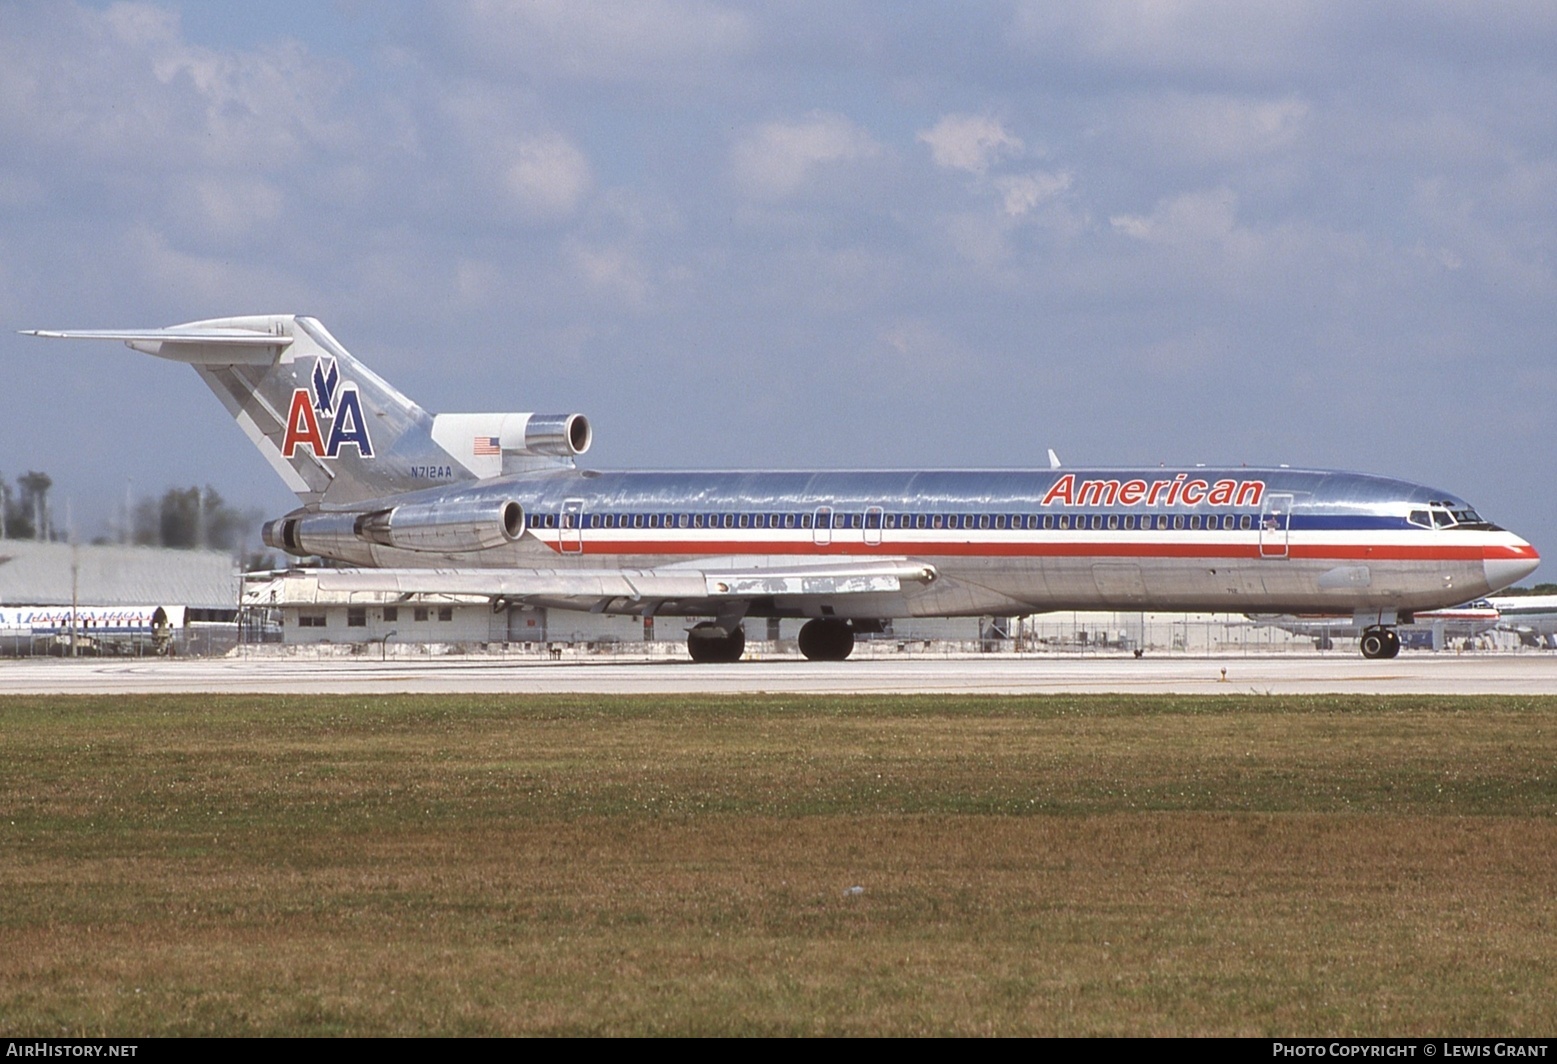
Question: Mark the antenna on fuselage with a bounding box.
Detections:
[1047,449,1062,470]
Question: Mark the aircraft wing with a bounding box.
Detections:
[308,557,937,612]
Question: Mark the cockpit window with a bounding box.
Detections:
[1408,510,1431,528]
[1432,509,1454,528]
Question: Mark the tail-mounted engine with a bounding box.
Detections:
[264,497,525,558]
[430,412,591,473]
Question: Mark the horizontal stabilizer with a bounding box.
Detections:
[22,327,291,365]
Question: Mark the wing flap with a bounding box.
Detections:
[310,559,936,603]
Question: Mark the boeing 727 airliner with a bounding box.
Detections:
[26,315,1540,661]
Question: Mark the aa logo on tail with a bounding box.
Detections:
[282,357,374,459]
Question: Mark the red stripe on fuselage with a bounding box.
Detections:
[535,537,1523,562]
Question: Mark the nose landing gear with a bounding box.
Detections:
[1359,626,1401,659]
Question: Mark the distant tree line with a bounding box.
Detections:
[0,470,57,540]
[1,472,264,561]
[130,485,254,552]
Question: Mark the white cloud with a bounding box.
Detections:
[1114,93,1309,167]
[567,241,653,309]
[188,176,285,239]
[995,171,1072,217]
[444,0,751,82]
[917,115,1024,175]
[1111,189,1239,244]
[1008,1,1323,82]
[505,133,593,219]
[731,112,881,199]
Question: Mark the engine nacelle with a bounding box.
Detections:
[357,498,525,553]
[264,498,525,557]
[518,413,592,457]
[262,511,372,561]
[430,411,592,464]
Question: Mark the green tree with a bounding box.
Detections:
[133,485,259,552]
[0,471,53,540]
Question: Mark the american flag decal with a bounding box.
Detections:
[473,436,501,456]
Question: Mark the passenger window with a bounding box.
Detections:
[1043,515,1053,530]
[1239,514,1252,530]
[979,514,991,530]
[1107,514,1118,530]
[1189,515,1200,530]
[1058,515,1070,530]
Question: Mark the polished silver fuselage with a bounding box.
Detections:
[304,465,1538,621]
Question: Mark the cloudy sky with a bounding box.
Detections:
[2,1,1554,568]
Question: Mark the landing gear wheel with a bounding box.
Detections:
[798,618,855,661]
[1360,627,1399,660]
[687,622,745,663]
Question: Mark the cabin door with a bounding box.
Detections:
[561,498,585,555]
[813,506,833,547]
[1259,494,1293,558]
[864,506,884,546]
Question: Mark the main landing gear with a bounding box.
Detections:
[1359,626,1401,660]
[686,621,746,663]
[798,618,855,661]
[684,617,863,663]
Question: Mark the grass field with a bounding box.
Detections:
[1,693,1553,1036]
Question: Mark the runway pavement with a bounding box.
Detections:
[3,651,1556,695]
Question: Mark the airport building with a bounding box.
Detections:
[242,570,1516,656]
[0,540,240,655]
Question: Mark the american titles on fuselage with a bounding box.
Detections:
[1041,473,1263,508]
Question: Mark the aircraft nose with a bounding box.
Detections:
[1485,539,1540,592]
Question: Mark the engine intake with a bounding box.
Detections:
[521,413,592,457]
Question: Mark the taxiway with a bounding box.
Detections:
[2,652,1554,696]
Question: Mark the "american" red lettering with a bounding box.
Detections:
[1041,473,1265,508]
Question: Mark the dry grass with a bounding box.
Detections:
[0,694,1553,1035]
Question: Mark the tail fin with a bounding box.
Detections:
[25,315,589,509]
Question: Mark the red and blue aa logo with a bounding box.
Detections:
[281,357,374,459]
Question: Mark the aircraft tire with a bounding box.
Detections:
[798,618,855,661]
[687,622,745,663]
[1360,628,1390,660]
[1382,628,1401,658]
